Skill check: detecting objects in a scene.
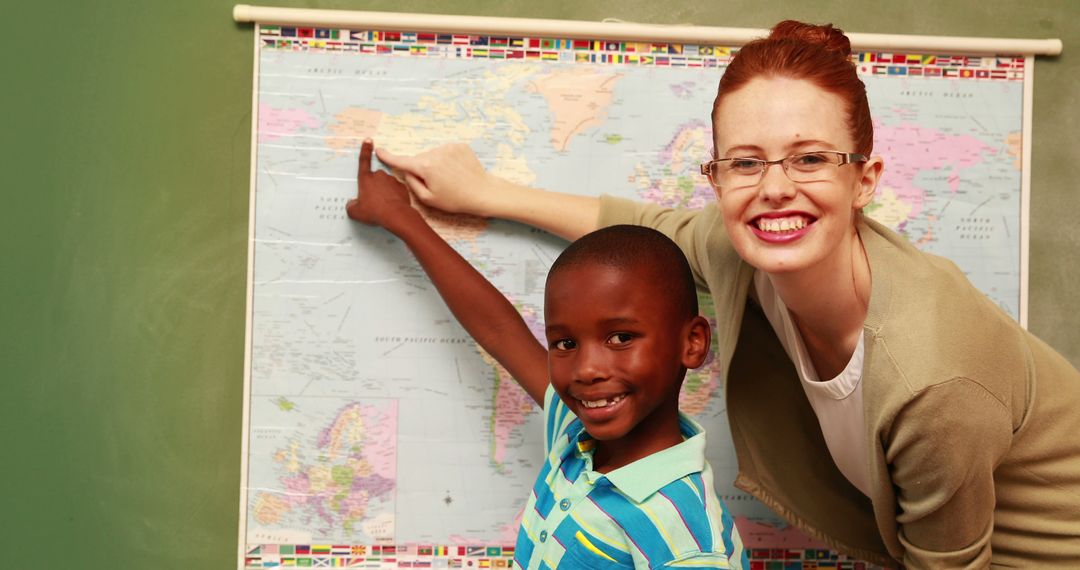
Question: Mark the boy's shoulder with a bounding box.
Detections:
[569,463,742,568]
[532,389,745,568]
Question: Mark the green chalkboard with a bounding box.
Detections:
[4,0,1076,567]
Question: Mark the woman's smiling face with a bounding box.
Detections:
[712,76,880,275]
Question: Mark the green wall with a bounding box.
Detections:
[5,0,1077,566]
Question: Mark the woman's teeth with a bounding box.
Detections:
[580,395,626,408]
[757,217,808,233]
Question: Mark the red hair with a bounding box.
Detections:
[712,21,873,155]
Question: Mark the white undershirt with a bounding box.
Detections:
[754,271,872,497]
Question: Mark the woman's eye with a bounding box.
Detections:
[794,153,828,165]
[608,333,634,345]
[552,339,576,351]
[729,159,761,172]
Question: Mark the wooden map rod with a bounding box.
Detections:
[233,4,1063,56]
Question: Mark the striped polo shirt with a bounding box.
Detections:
[513,386,746,569]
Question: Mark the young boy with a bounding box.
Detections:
[348,140,746,569]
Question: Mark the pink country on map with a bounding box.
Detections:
[258,104,321,143]
[872,122,996,227]
[527,68,623,152]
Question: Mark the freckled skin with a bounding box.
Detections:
[544,263,709,472]
[713,77,880,276]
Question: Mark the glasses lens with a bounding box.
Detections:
[729,159,764,174]
[784,152,841,182]
[715,159,763,189]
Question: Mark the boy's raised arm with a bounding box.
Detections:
[347,140,549,406]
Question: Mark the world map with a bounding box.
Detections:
[243,30,1025,558]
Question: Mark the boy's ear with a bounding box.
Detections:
[681,316,712,370]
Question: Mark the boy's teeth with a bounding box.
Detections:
[757,216,807,233]
[580,395,625,408]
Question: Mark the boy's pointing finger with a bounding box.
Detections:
[358,139,374,177]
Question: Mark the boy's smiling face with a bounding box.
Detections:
[544,262,709,451]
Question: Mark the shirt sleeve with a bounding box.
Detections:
[884,377,1013,568]
[543,384,579,454]
[542,383,560,452]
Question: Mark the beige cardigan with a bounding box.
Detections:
[599,196,1080,568]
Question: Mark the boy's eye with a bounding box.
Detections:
[607,332,634,345]
[551,339,576,351]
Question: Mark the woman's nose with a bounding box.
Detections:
[758,163,797,202]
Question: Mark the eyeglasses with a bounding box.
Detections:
[700,151,867,190]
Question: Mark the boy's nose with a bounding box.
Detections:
[573,346,610,383]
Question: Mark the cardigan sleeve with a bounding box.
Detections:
[884,377,1013,568]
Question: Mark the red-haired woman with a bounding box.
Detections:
[377,21,1080,568]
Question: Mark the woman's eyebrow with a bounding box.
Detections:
[722,140,838,157]
[720,144,765,156]
[789,139,836,150]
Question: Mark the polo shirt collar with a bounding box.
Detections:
[574,413,708,503]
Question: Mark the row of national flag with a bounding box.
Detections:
[853,52,1025,80]
[255,25,1028,71]
[244,559,513,568]
[745,548,879,570]
[256,26,1026,82]
[248,544,514,556]
[260,26,729,56]
[245,544,516,569]
[245,559,512,568]
[857,52,1025,68]
[245,544,878,568]
[859,64,1021,80]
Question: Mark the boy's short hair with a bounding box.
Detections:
[547,225,699,319]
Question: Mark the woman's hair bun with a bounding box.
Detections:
[768,20,851,58]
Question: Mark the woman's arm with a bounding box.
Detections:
[885,378,1013,567]
[376,143,599,241]
[349,140,549,406]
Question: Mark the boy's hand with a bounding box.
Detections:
[346,139,417,231]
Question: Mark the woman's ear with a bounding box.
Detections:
[853,156,884,209]
[682,316,712,370]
